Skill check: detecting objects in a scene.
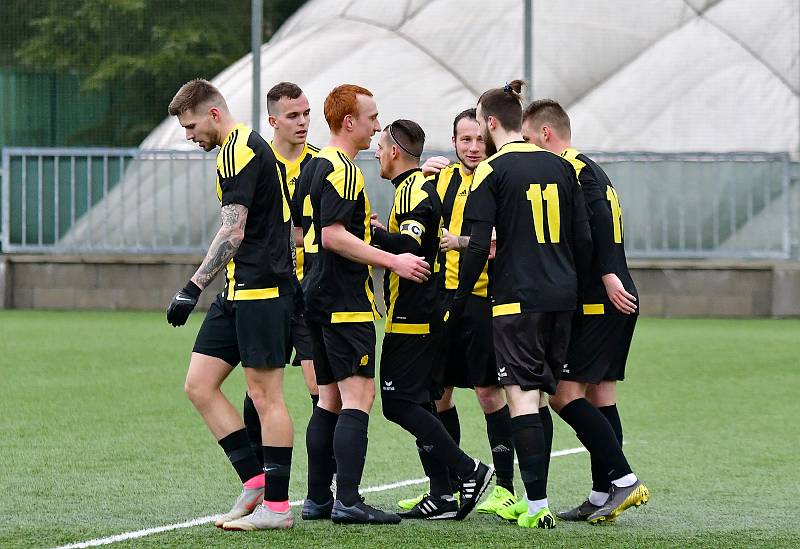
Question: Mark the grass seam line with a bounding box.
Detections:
[51,445,588,549]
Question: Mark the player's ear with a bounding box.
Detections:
[343,114,353,132]
[268,115,278,129]
[208,106,221,121]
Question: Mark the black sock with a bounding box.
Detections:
[306,405,338,503]
[334,409,370,506]
[438,405,461,446]
[591,404,623,492]
[416,439,453,497]
[539,406,553,483]
[485,405,515,493]
[559,398,632,482]
[383,399,475,479]
[242,394,263,468]
[263,446,292,502]
[511,414,549,501]
[218,428,263,483]
[310,393,320,409]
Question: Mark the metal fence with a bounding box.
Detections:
[0,147,795,259]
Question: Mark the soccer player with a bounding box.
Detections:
[522,99,650,523]
[295,84,430,525]
[399,109,518,516]
[453,80,592,529]
[241,82,320,464]
[165,79,295,530]
[372,119,495,520]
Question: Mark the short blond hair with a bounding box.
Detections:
[168,79,227,116]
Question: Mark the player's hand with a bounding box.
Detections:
[391,253,430,283]
[440,228,460,252]
[370,213,387,232]
[166,281,202,327]
[601,273,637,314]
[488,227,497,259]
[421,156,451,176]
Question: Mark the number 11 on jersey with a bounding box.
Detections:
[526,183,560,243]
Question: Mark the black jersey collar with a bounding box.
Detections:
[391,167,421,188]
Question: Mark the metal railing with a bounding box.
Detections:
[1,147,795,259]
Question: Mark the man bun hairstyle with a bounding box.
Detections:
[452,108,477,137]
[324,84,373,133]
[168,79,227,116]
[386,119,425,158]
[522,99,572,140]
[477,79,526,132]
[266,82,304,115]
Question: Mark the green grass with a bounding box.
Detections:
[1,312,799,548]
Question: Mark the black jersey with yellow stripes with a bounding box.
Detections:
[465,141,589,315]
[272,141,320,281]
[562,148,638,315]
[383,169,442,334]
[297,146,380,324]
[431,163,489,297]
[215,123,294,301]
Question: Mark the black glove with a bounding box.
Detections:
[166,281,202,327]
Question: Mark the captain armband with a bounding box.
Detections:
[399,220,425,244]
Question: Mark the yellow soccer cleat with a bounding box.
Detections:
[587,480,650,524]
[476,485,517,515]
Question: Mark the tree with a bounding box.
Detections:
[14,0,305,146]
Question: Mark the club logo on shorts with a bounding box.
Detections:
[360,354,370,366]
[562,363,570,373]
[383,380,395,391]
[497,366,508,378]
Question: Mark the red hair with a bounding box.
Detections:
[324,84,373,133]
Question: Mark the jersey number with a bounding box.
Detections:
[606,186,623,243]
[302,195,318,253]
[526,183,560,243]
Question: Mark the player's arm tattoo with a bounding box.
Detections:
[192,203,248,289]
[457,235,470,250]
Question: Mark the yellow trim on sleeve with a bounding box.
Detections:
[331,311,377,323]
[492,302,522,317]
[582,304,605,315]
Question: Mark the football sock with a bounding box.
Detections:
[558,398,633,482]
[306,405,338,504]
[511,413,549,501]
[527,496,549,515]
[589,489,609,506]
[612,473,638,488]
[263,446,292,503]
[382,399,475,479]
[591,404,623,492]
[334,409,370,506]
[539,406,553,483]
[417,439,453,497]
[218,428,263,483]
[242,394,263,467]
[485,404,515,493]
[438,405,461,445]
[310,393,319,408]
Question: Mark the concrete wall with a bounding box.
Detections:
[1,255,799,317]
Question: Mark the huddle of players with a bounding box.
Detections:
[165,76,649,532]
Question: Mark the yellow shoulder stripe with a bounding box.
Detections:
[394,174,429,215]
[434,164,458,200]
[217,125,255,179]
[321,147,363,200]
[561,147,586,178]
[471,161,494,191]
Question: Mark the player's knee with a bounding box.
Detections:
[183,378,211,407]
[475,386,504,412]
[435,387,454,412]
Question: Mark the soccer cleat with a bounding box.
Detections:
[557,499,602,521]
[222,503,294,530]
[330,497,402,525]
[398,494,458,520]
[587,480,650,524]
[213,486,264,528]
[302,496,334,520]
[497,498,528,522]
[397,493,425,510]
[476,485,517,514]
[455,460,495,520]
[517,507,556,529]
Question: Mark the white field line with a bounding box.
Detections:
[52,445,588,549]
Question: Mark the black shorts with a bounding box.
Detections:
[380,332,440,404]
[193,292,292,368]
[563,313,637,383]
[287,314,314,366]
[492,311,572,395]
[307,320,375,385]
[439,293,498,389]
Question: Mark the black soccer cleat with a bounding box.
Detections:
[455,459,495,520]
[398,494,458,520]
[587,480,650,524]
[302,496,334,520]
[330,497,402,525]
[556,499,602,521]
